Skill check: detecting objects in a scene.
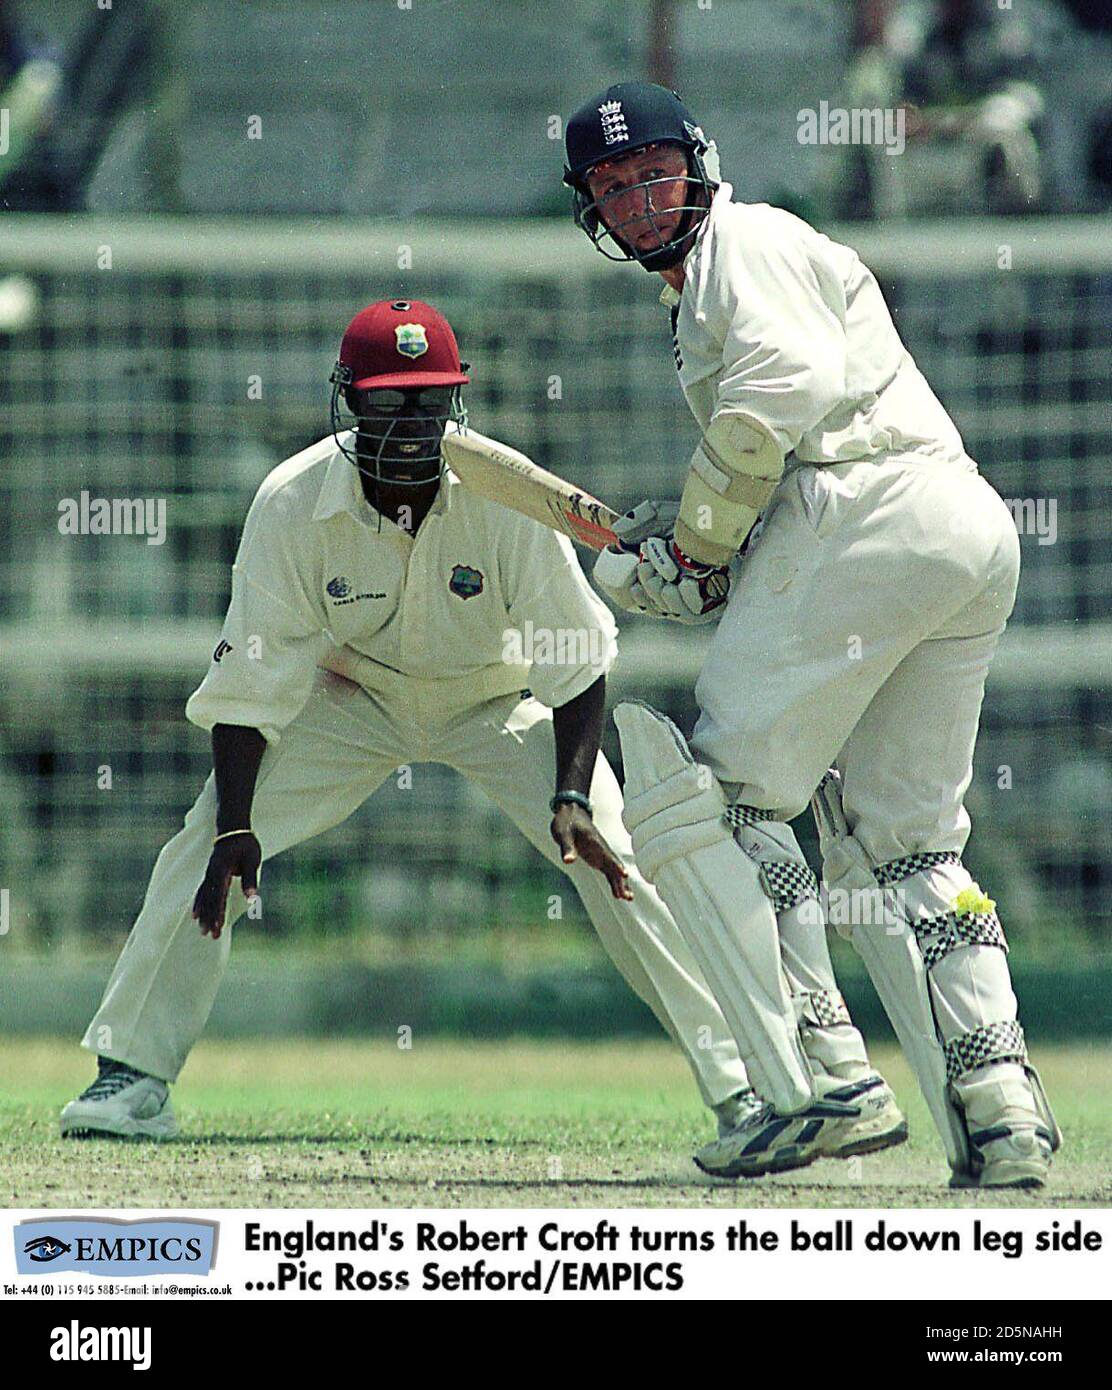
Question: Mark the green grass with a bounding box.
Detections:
[4,1038,1110,1209]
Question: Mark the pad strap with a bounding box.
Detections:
[727,802,819,913]
[759,861,820,914]
[945,1020,1028,1083]
[724,802,776,829]
[797,989,852,1029]
[915,909,1008,970]
[873,851,961,887]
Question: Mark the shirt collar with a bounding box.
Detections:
[312,435,456,526]
[657,181,733,309]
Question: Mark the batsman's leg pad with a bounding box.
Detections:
[812,769,969,1167]
[812,769,1060,1174]
[727,807,869,1079]
[879,855,1060,1167]
[615,700,813,1113]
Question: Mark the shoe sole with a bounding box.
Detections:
[694,1144,823,1180]
[827,1119,910,1160]
[60,1114,178,1141]
[949,1164,1048,1191]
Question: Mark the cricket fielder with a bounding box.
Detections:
[563,82,1060,1188]
[64,298,780,1156]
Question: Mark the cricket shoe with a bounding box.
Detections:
[60,1058,178,1140]
[948,1124,1054,1191]
[711,1087,765,1138]
[694,1074,907,1180]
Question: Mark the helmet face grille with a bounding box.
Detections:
[329,381,467,490]
[563,83,718,271]
[571,163,715,272]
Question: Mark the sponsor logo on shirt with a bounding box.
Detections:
[449,563,484,599]
[326,576,386,606]
[213,639,233,663]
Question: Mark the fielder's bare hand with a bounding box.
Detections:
[192,831,262,939]
[550,804,633,900]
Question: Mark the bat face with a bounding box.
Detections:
[545,493,621,550]
[441,428,623,551]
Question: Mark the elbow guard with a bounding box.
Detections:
[673,412,785,567]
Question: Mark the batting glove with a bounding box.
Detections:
[635,536,731,625]
[592,499,681,618]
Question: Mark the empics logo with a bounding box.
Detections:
[15,1217,218,1277]
[24,1235,72,1263]
[50,1321,152,1372]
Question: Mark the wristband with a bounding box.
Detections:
[213,829,254,844]
[670,540,716,575]
[550,790,593,817]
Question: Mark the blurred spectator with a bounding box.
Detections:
[2,0,182,212]
[0,0,63,206]
[832,0,1109,217]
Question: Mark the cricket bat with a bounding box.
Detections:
[442,426,623,551]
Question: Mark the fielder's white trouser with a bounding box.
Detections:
[688,454,1053,1169]
[83,671,748,1107]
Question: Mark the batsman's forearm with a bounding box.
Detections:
[211,723,268,834]
[552,675,606,798]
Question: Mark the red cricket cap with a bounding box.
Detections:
[336,299,470,390]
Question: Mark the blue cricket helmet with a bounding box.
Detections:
[563,81,720,271]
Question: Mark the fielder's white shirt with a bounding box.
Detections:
[663,183,973,470]
[186,431,617,743]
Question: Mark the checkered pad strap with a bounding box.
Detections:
[873,851,961,887]
[798,989,852,1029]
[945,1020,1027,1083]
[914,910,1008,970]
[724,802,776,830]
[759,861,820,914]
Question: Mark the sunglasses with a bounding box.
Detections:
[359,388,455,414]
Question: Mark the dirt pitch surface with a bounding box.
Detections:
[5,1038,1109,1209]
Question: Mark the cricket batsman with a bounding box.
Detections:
[562,82,1061,1189]
[62,295,860,1165]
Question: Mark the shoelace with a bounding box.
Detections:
[735,1101,776,1131]
[78,1065,146,1102]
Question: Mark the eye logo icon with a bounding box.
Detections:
[24,1235,73,1263]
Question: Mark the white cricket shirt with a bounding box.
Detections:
[186,430,617,743]
[663,183,973,470]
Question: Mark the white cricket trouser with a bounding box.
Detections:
[690,454,1039,1138]
[84,672,748,1106]
[693,455,1020,845]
